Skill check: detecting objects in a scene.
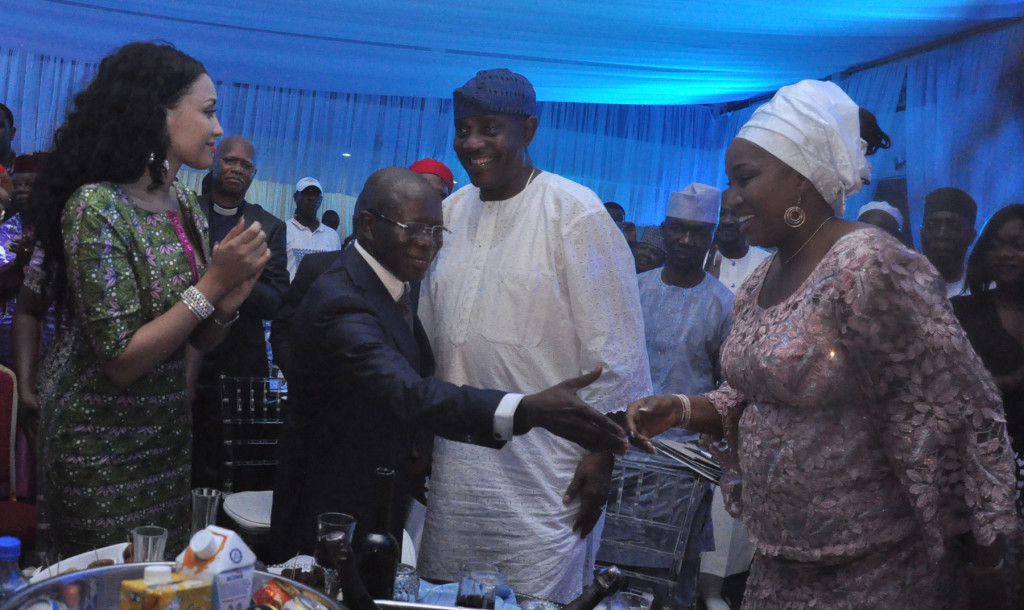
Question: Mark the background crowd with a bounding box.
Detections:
[0,36,1022,610]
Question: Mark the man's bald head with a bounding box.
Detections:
[356,167,445,282]
[216,136,255,162]
[211,136,257,201]
[355,167,436,218]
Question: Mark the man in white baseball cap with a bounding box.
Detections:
[286,176,341,279]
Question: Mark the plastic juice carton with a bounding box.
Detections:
[175,526,257,610]
[121,565,211,610]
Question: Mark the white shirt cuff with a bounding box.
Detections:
[493,393,524,441]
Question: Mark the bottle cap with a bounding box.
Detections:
[0,536,20,560]
[143,565,173,585]
[189,530,219,559]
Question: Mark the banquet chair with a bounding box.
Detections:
[596,452,714,610]
[217,374,287,556]
[0,363,37,543]
[218,374,288,493]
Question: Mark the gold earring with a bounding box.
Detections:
[784,194,805,228]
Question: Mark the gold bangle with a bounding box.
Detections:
[674,394,692,429]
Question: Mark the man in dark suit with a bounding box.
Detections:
[269,167,628,562]
[191,135,289,488]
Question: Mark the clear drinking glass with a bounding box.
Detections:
[456,562,507,609]
[393,563,419,602]
[190,487,222,538]
[315,512,356,597]
[131,525,168,562]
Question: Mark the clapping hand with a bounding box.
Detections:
[209,218,270,312]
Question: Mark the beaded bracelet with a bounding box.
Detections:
[674,394,692,429]
[181,285,215,321]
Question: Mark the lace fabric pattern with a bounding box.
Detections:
[703,230,1018,606]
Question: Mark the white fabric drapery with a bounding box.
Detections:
[3,20,1022,238]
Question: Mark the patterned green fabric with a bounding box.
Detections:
[42,182,209,556]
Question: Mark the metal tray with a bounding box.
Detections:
[1,563,341,610]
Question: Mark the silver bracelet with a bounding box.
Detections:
[181,285,214,321]
[212,310,240,328]
[674,394,692,429]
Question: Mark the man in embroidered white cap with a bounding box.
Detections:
[286,175,341,279]
[856,200,902,238]
[599,182,732,608]
[417,68,651,602]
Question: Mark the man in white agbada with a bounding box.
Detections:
[417,68,652,602]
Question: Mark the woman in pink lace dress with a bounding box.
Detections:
[627,81,1018,608]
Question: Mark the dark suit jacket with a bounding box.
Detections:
[196,194,289,377]
[270,249,344,379]
[269,246,505,562]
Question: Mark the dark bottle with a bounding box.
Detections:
[562,566,625,610]
[357,467,400,600]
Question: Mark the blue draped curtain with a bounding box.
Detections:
[2,20,1021,237]
[902,21,1024,237]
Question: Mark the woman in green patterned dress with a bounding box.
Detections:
[31,42,270,555]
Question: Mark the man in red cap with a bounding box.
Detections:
[410,158,454,199]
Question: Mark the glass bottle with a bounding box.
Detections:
[562,566,625,610]
[356,467,399,600]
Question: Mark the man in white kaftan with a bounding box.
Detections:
[417,69,652,603]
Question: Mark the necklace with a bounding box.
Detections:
[783,216,832,265]
[523,167,538,191]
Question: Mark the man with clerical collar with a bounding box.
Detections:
[704,188,772,294]
[286,175,341,279]
[416,68,651,602]
[920,187,978,298]
[191,135,288,487]
[269,167,628,561]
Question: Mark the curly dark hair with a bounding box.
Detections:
[965,203,1024,296]
[32,41,207,317]
[858,108,891,156]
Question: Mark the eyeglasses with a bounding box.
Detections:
[367,209,450,241]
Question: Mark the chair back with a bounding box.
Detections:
[218,375,287,493]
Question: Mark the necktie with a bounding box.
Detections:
[397,285,414,329]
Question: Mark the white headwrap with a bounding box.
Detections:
[857,200,903,229]
[736,80,867,215]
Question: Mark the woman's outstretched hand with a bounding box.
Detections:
[625,394,683,453]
